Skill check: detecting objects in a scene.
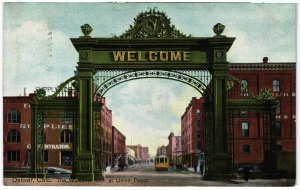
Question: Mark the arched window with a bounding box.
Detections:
[240,80,248,93]
[8,109,21,123]
[60,130,73,143]
[273,80,280,92]
[7,129,21,143]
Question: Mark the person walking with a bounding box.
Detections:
[200,162,204,175]
[194,163,198,173]
[243,165,250,181]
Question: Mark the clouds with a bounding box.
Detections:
[3,3,296,155]
[3,20,77,95]
[106,80,199,155]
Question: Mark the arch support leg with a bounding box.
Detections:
[74,69,98,181]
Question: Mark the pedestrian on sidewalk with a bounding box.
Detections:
[243,165,250,181]
[194,163,198,173]
[200,162,204,175]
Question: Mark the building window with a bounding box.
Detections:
[273,80,280,92]
[197,141,201,150]
[242,145,250,153]
[60,111,75,124]
[196,109,200,118]
[44,132,47,143]
[276,122,281,137]
[61,151,73,166]
[197,120,201,128]
[8,109,21,123]
[44,150,49,163]
[60,130,73,143]
[240,80,248,93]
[242,122,249,137]
[7,151,20,161]
[276,100,281,114]
[7,129,21,143]
[197,131,201,139]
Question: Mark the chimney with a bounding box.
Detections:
[262,57,268,64]
[24,88,27,96]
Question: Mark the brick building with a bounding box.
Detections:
[112,126,126,167]
[99,97,113,167]
[3,95,115,170]
[228,60,296,169]
[166,132,182,166]
[126,144,149,163]
[181,60,296,171]
[181,97,205,167]
[156,145,167,156]
[4,96,33,169]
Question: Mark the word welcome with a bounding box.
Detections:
[112,51,190,62]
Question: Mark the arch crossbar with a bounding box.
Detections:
[93,70,212,99]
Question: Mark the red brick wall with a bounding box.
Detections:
[229,64,296,166]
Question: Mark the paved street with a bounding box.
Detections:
[3,163,295,186]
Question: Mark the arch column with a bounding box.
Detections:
[29,105,46,178]
[203,37,236,180]
[74,68,96,181]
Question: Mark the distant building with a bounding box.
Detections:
[99,97,113,168]
[112,126,126,167]
[126,144,149,164]
[156,145,167,156]
[166,132,182,166]
[141,147,150,161]
[125,148,135,165]
[181,98,204,167]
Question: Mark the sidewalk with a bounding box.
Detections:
[187,167,201,174]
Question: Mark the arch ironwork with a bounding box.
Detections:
[93,70,212,100]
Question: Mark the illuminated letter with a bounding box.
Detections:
[137,51,147,61]
[112,51,126,61]
[170,51,181,61]
[160,51,168,61]
[149,51,157,61]
[183,51,191,61]
[128,51,136,61]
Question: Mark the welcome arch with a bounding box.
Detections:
[69,9,235,181]
[28,9,279,182]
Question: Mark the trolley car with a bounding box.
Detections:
[154,155,169,171]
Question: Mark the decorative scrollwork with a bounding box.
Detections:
[256,88,275,101]
[33,76,79,102]
[115,8,191,39]
[94,70,211,99]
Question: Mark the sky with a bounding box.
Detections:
[2,2,297,155]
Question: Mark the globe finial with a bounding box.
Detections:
[80,24,93,38]
[213,23,226,37]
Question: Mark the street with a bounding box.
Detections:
[3,163,295,186]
